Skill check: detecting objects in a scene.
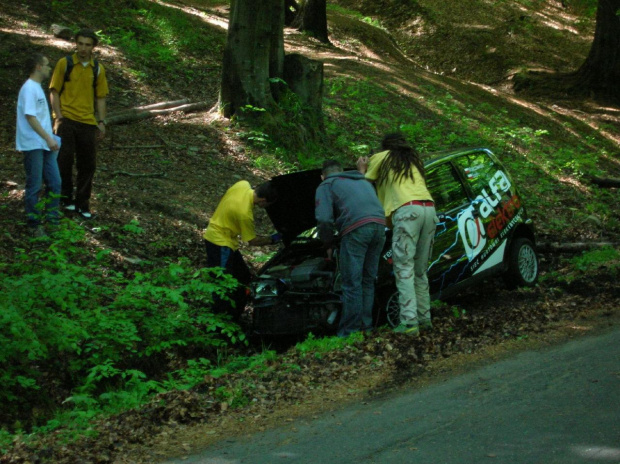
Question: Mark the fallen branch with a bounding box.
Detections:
[589,176,620,188]
[537,241,618,253]
[133,99,189,111]
[100,168,166,178]
[107,101,209,125]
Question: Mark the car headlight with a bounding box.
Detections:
[253,279,281,298]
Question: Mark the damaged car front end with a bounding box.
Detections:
[251,234,342,335]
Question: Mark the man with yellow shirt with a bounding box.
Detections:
[357,133,438,336]
[204,180,279,319]
[50,28,109,220]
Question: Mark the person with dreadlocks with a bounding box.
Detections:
[357,133,437,336]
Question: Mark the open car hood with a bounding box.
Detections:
[265,169,323,246]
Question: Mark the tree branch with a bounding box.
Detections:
[99,168,166,178]
[589,176,620,188]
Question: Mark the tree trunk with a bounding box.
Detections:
[284,53,324,114]
[219,0,285,118]
[284,0,299,26]
[292,0,329,43]
[571,0,620,102]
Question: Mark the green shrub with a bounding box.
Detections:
[0,222,243,428]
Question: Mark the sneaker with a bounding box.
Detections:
[394,323,420,336]
[63,204,76,212]
[30,225,47,238]
[77,209,94,220]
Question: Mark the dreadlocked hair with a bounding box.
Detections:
[375,133,426,187]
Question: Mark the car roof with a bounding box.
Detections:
[422,147,493,166]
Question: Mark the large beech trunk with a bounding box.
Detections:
[572,0,620,102]
[292,0,329,43]
[219,0,285,118]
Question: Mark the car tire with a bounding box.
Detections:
[384,290,400,328]
[373,289,399,328]
[503,237,539,289]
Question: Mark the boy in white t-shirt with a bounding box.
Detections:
[16,53,61,236]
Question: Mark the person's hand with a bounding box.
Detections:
[46,135,59,151]
[356,156,369,174]
[97,121,106,140]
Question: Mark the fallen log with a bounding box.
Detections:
[100,145,165,150]
[51,24,72,40]
[100,168,166,178]
[133,99,189,111]
[106,101,209,125]
[589,176,620,188]
[536,241,618,253]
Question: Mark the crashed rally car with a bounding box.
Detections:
[250,148,539,336]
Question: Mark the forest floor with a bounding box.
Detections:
[0,0,619,462]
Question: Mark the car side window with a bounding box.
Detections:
[453,152,499,196]
[426,162,468,213]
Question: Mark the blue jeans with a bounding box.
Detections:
[23,149,61,227]
[338,222,386,337]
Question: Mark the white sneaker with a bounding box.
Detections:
[77,209,94,220]
[63,204,76,211]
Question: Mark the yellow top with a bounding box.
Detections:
[365,150,433,218]
[203,181,256,250]
[49,54,109,125]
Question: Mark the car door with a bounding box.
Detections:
[451,150,520,276]
[425,160,472,296]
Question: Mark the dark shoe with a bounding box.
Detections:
[419,320,433,332]
[77,209,95,220]
[30,225,47,238]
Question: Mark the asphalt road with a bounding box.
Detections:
[164,327,620,464]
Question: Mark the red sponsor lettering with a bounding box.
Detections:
[486,195,520,239]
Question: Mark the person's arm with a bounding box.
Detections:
[96,97,107,137]
[49,89,63,127]
[315,184,336,248]
[49,58,65,126]
[241,214,279,247]
[25,115,59,151]
[356,156,369,174]
[248,235,273,246]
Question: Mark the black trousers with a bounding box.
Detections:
[56,118,98,210]
[204,240,252,320]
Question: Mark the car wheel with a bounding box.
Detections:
[385,291,400,328]
[373,288,399,328]
[503,237,539,289]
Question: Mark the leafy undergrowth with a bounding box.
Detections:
[3,268,618,463]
